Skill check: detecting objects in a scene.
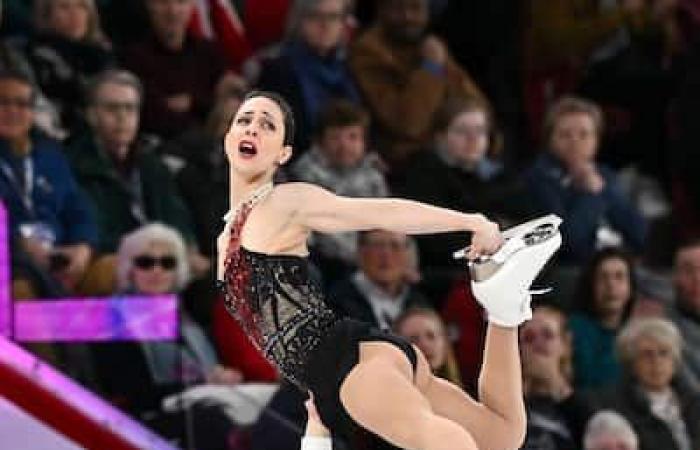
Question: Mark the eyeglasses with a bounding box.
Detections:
[637,346,673,361]
[95,101,140,114]
[133,255,178,271]
[0,97,33,110]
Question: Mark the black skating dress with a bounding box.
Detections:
[217,195,418,449]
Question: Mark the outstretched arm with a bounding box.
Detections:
[281,183,502,259]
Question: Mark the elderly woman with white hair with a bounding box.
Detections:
[592,318,700,450]
[584,410,638,450]
[95,223,244,449]
[256,0,360,152]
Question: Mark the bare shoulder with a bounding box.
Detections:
[271,182,329,206]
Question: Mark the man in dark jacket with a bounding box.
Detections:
[65,70,208,277]
[327,229,428,330]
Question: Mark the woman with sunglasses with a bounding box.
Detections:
[95,223,243,449]
[218,90,562,450]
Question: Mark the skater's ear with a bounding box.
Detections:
[277,145,293,166]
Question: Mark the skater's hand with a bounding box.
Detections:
[468,215,503,260]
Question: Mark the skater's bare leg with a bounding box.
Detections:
[339,342,478,450]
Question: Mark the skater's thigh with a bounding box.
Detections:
[338,342,474,449]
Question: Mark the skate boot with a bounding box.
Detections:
[454,214,563,327]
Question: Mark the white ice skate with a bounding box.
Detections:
[453,214,563,327]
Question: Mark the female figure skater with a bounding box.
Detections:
[217,90,561,450]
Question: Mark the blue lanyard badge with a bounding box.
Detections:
[0,157,34,215]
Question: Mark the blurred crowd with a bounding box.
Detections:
[2,0,700,449]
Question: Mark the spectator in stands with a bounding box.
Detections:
[394,306,463,386]
[594,318,700,450]
[27,0,114,133]
[348,0,487,172]
[522,0,646,140]
[290,100,388,283]
[0,5,64,139]
[584,410,639,450]
[398,97,529,296]
[120,0,229,139]
[570,247,637,390]
[96,223,242,449]
[326,229,428,330]
[256,0,360,153]
[65,70,209,284]
[0,69,97,298]
[668,238,700,386]
[525,96,646,265]
[577,0,686,183]
[520,305,588,450]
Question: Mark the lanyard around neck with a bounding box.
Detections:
[0,156,34,215]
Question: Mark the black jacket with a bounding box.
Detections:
[593,377,700,450]
[327,276,429,329]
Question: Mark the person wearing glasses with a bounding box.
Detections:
[0,69,97,299]
[591,318,700,450]
[93,222,243,449]
[65,69,210,293]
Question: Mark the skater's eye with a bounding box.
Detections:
[260,119,276,131]
[236,116,251,125]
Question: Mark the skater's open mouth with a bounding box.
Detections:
[239,140,257,156]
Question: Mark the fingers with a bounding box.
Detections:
[467,237,503,260]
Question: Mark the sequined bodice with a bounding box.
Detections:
[218,199,338,389]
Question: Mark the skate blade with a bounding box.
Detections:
[453,214,562,282]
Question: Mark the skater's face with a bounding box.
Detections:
[445,109,489,168]
[593,257,632,321]
[225,96,292,176]
[130,240,178,295]
[631,336,675,392]
[396,312,447,370]
[550,112,598,168]
[674,244,700,312]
